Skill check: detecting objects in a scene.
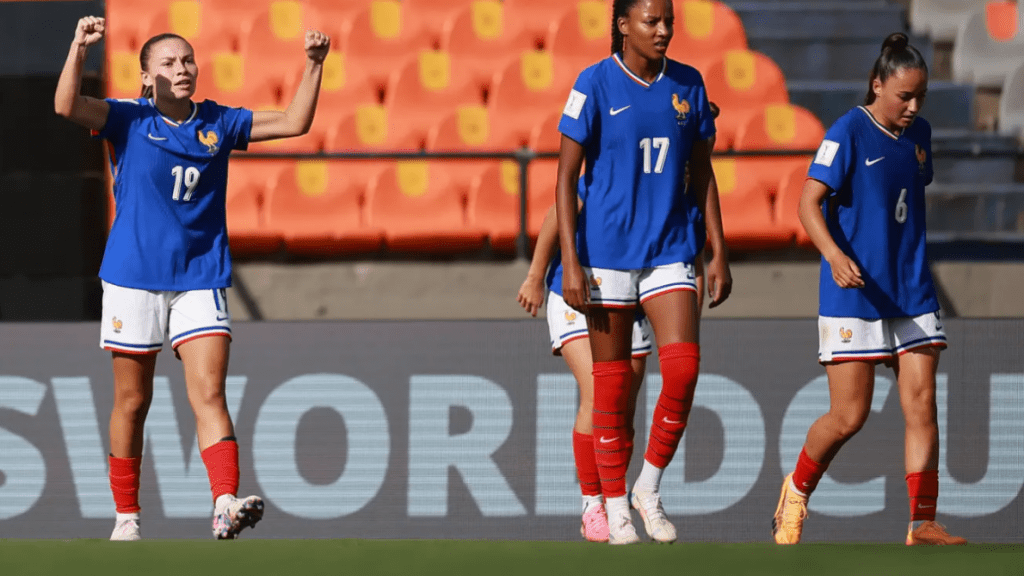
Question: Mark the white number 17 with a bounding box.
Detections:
[639,137,670,174]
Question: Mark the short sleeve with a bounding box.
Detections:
[93,98,144,147]
[222,106,254,151]
[807,116,855,193]
[693,79,716,141]
[558,68,598,147]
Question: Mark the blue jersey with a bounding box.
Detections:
[95,98,253,291]
[558,54,715,270]
[808,106,938,319]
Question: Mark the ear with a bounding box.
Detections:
[871,77,882,97]
[617,15,629,38]
[141,69,154,89]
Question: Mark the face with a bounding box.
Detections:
[619,0,674,61]
[872,66,927,130]
[142,38,198,101]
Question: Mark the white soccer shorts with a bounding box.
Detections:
[583,262,697,308]
[546,291,652,358]
[100,281,232,354]
[817,310,947,363]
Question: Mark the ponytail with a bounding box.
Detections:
[864,32,927,105]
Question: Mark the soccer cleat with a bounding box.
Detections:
[772,473,808,545]
[580,503,610,543]
[606,507,641,545]
[906,521,967,546]
[212,495,264,540]
[110,517,141,541]
[630,489,677,543]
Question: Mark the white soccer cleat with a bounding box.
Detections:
[606,506,641,545]
[630,489,677,543]
[212,495,264,540]
[110,516,141,541]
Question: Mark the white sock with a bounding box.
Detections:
[582,495,603,514]
[632,460,665,494]
[789,476,808,498]
[115,512,139,524]
[605,495,630,519]
[910,520,928,530]
[214,494,236,515]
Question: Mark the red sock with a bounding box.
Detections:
[572,431,601,497]
[791,448,826,496]
[906,470,938,521]
[200,440,239,502]
[592,360,632,498]
[109,456,141,513]
[644,343,700,468]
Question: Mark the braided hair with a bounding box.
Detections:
[139,33,191,98]
[610,0,645,55]
[864,32,927,105]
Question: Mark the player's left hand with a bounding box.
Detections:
[304,30,330,63]
[706,252,732,308]
[517,276,546,317]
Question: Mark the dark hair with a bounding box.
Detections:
[139,33,191,98]
[611,0,644,55]
[864,32,927,105]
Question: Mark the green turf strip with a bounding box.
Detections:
[1,540,1022,576]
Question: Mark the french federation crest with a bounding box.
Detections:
[671,94,690,126]
[915,144,927,175]
[198,130,220,154]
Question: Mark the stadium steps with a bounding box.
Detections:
[926,183,1024,237]
[932,129,1021,184]
[787,80,974,130]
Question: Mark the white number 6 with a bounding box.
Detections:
[895,188,908,223]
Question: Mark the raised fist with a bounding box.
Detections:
[304,30,330,63]
[75,16,105,47]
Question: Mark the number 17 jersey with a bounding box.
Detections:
[95,97,253,291]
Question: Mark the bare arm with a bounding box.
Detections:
[798,178,864,288]
[250,30,330,142]
[516,204,558,317]
[555,135,588,311]
[55,16,110,130]
[689,138,732,308]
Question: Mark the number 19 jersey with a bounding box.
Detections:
[95,98,253,291]
[808,106,938,319]
[558,54,715,270]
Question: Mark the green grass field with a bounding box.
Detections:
[1,540,1022,576]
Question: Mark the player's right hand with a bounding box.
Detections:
[517,277,545,317]
[561,262,590,312]
[74,16,105,47]
[828,253,865,289]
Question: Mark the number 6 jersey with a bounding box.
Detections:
[94,97,253,291]
[807,106,938,319]
[558,54,716,270]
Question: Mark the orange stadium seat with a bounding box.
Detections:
[527,110,565,154]
[200,0,274,50]
[194,51,283,109]
[282,53,380,129]
[440,1,538,90]
[713,158,792,250]
[668,0,748,75]
[402,0,475,44]
[225,158,287,255]
[546,1,611,74]
[383,50,484,149]
[265,160,384,254]
[488,50,576,147]
[734,103,824,195]
[775,159,814,248]
[107,48,143,99]
[143,0,205,41]
[324,105,420,151]
[366,161,488,252]
[987,0,1019,42]
[503,0,575,46]
[304,0,371,25]
[703,49,789,151]
[527,158,558,237]
[468,161,526,251]
[343,1,435,91]
[105,0,153,52]
[240,3,326,79]
[425,105,524,201]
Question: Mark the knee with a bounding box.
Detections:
[902,394,937,428]
[830,408,870,439]
[114,388,151,418]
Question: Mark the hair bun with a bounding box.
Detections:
[882,32,909,53]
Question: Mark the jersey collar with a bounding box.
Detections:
[857,106,914,141]
[613,53,666,88]
[150,98,198,127]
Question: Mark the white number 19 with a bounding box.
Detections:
[639,137,670,174]
[171,165,200,202]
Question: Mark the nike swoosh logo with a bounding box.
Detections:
[865,157,884,166]
[598,436,619,444]
[216,315,229,321]
[917,504,934,509]
[609,106,630,116]
[148,133,167,141]
[662,417,683,425]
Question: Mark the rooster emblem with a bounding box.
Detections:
[671,94,690,125]
[564,311,577,324]
[589,274,602,288]
[112,317,123,334]
[915,144,927,174]
[839,327,853,343]
[198,130,219,154]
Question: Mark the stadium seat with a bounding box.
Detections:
[344,1,435,90]
[488,50,576,147]
[225,158,287,255]
[201,0,273,50]
[468,160,525,251]
[703,49,789,150]
[194,51,281,109]
[775,159,814,248]
[403,0,475,44]
[383,50,485,149]
[952,2,1024,88]
[366,161,488,252]
[240,3,326,77]
[545,2,611,78]
[734,103,824,196]
[304,0,371,25]
[107,48,143,99]
[668,0,748,76]
[527,158,558,237]
[425,105,523,201]
[998,60,1024,139]
[527,110,565,154]
[910,0,989,42]
[440,1,539,91]
[283,53,380,129]
[324,105,420,151]
[105,0,153,52]
[713,158,792,250]
[265,160,384,254]
[503,0,576,46]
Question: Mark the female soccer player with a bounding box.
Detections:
[55,16,329,540]
[771,33,966,546]
[555,0,731,544]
